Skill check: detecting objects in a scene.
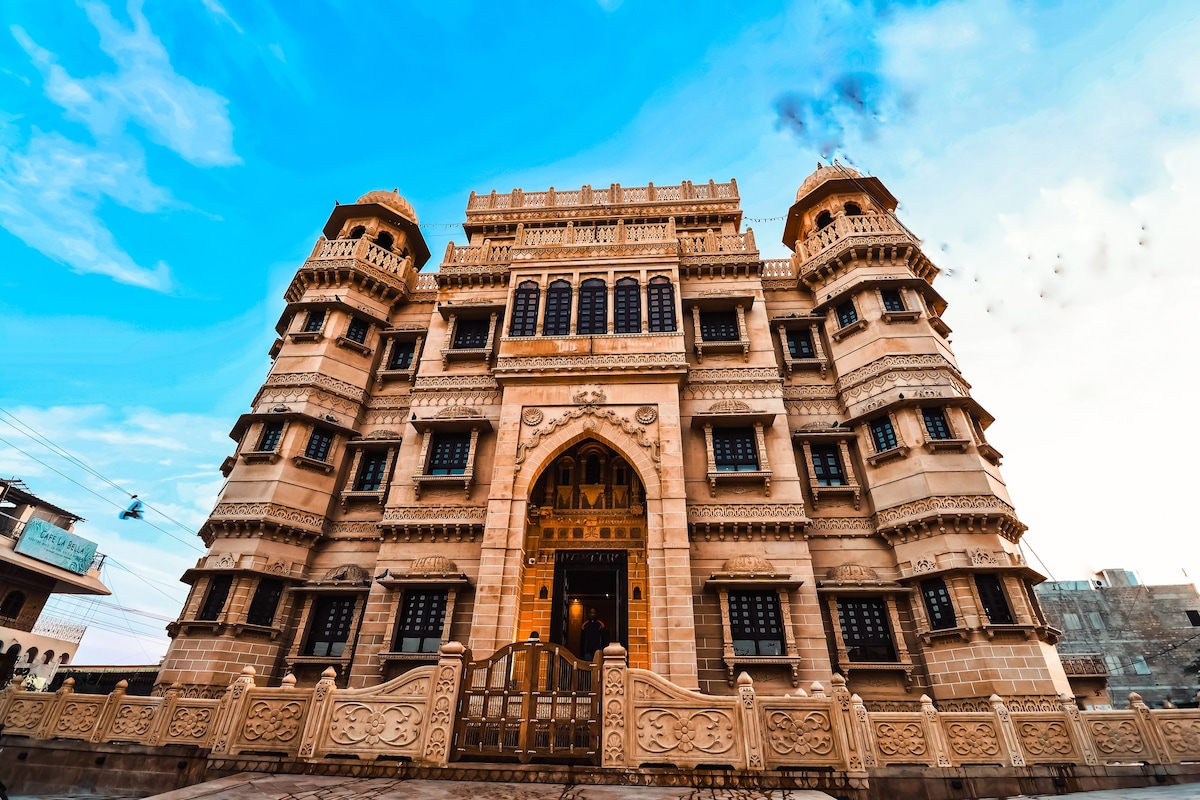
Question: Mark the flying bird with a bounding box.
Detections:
[119,497,144,521]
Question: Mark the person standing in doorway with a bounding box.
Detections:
[581,608,606,661]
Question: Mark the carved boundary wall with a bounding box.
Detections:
[5,642,1200,790]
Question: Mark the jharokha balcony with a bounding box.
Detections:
[793,212,933,288]
[1059,653,1109,677]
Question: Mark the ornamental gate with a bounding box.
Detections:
[453,639,599,764]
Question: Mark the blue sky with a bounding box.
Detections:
[1,0,1198,663]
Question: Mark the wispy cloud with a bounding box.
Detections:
[198,0,244,35]
[13,2,239,167]
[0,129,173,290]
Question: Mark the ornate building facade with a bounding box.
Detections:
[159,166,1070,709]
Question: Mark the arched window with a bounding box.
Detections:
[614,277,641,333]
[577,278,607,335]
[543,279,572,336]
[816,210,833,230]
[509,280,540,337]
[585,455,601,484]
[647,276,676,332]
[844,202,862,216]
[348,225,366,239]
[0,591,24,619]
[59,652,70,665]
[42,650,54,664]
[24,647,37,665]
[374,231,394,251]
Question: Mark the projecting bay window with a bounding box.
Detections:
[698,414,774,497]
[377,331,424,383]
[285,566,371,669]
[440,308,499,368]
[290,309,326,342]
[866,413,909,465]
[689,297,752,361]
[831,299,867,341]
[341,433,402,505]
[706,560,803,686]
[337,316,373,355]
[879,287,921,323]
[411,415,492,500]
[796,433,861,509]
[293,427,337,474]
[920,578,958,631]
[240,419,287,465]
[920,407,970,452]
[774,318,828,376]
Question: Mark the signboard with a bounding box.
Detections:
[15,517,98,576]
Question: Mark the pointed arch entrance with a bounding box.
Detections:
[516,439,650,669]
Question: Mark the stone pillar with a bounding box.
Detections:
[600,643,628,768]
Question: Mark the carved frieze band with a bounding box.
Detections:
[836,354,966,396]
[688,504,807,522]
[209,502,325,532]
[381,506,488,524]
[261,372,367,405]
[413,376,500,391]
[876,495,1021,529]
[255,387,360,415]
[495,354,688,373]
[689,367,782,384]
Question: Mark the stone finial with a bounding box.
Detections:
[920,694,934,705]
[736,672,753,687]
[1129,692,1144,704]
[280,673,297,689]
[241,666,256,676]
[321,666,338,680]
[810,681,826,697]
[114,680,128,693]
[831,673,847,688]
[602,643,627,658]
[439,641,466,656]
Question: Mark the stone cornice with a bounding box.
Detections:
[875,495,1027,543]
[494,353,688,375]
[259,371,367,406]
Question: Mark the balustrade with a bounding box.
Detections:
[309,237,410,276]
[468,180,738,210]
[799,213,907,262]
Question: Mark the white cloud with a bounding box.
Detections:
[198,0,244,35]
[0,129,173,290]
[13,2,239,167]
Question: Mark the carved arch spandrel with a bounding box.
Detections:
[510,413,663,504]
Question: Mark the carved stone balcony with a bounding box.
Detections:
[466,179,738,214]
[292,237,416,303]
[795,214,933,289]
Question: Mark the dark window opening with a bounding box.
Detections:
[836,301,859,328]
[345,317,370,345]
[388,340,415,370]
[452,318,490,349]
[880,289,905,312]
[584,455,601,484]
[844,202,862,216]
[429,433,470,475]
[558,464,572,485]
[870,417,898,453]
[614,277,641,333]
[786,328,814,359]
[257,422,283,452]
[647,276,676,332]
[838,597,896,662]
[713,428,759,472]
[816,210,833,230]
[303,310,325,333]
[543,280,572,336]
[921,579,957,630]
[810,444,846,486]
[246,578,283,627]
[305,429,334,462]
[509,280,540,337]
[304,596,356,657]
[577,278,607,335]
[699,310,739,342]
[198,576,232,621]
[348,226,365,239]
[1188,610,1200,627]
[729,591,784,656]
[0,591,25,619]
[396,590,448,653]
[922,408,952,440]
[354,449,388,492]
[975,574,1014,625]
[374,231,394,251]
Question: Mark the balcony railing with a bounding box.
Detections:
[30,615,87,644]
[467,179,738,211]
[1060,654,1108,677]
[798,213,910,263]
[308,237,411,276]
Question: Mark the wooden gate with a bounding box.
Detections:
[453,639,599,763]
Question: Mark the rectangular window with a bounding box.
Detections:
[345,317,370,344]
[614,279,641,333]
[880,289,905,312]
[198,575,232,621]
[922,408,952,440]
[647,277,676,332]
[1188,610,1200,627]
[869,417,898,453]
[543,281,573,336]
[429,433,470,475]
[396,590,448,653]
[837,597,897,662]
[810,444,846,486]
[304,596,356,657]
[303,310,325,333]
[975,574,1014,624]
[509,282,539,337]
[699,310,739,341]
[836,301,859,328]
[304,429,334,462]
[577,279,607,335]
[712,428,758,472]
[1062,612,1081,630]
[1130,655,1152,675]
[1088,611,1105,630]
[388,340,415,370]
[728,591,784,656]
[921,579,957,630]
[452,319,490,349]
[786,328,814,359]
[354,449,388,492]
[246,578,283,627]
[258,422,284,452]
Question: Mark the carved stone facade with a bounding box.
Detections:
[159,169,1070,710]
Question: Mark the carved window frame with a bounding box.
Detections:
[774,318,829,377]
[920,406,971,453]
[288,591,368,667]
[241,419,288,465]
[337,316,373,356]
[706,571,804,687]
[440,311,499,368]
[794,431,861,510]
[823,591,914,685]
[294,426,337,474]
[340,434,402,506]
[691,304,750,362]
[864,411,910,466]
[291,308,326,342]
[509,280,540,337]
[879,286,921,324]
[411,418,491,500]
[831,299,867,341]
[376,570,471,665]
[701,421,772,497]
[377,329,426,383]
[646,275,677,333]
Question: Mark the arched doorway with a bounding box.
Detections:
[517,439,649,668]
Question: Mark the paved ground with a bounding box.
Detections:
[11,777,1200,800]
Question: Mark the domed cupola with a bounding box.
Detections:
[323,188,432,269]
[782,162,898,252]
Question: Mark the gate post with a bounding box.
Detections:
[989,694,1026,767]
[422,641,466,767]
[736,672,764,771]
[600,643,628,768]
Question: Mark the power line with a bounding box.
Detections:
[0,408,203,539]
[0,433,204,554]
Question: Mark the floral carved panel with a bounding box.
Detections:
[327,702,424,749]
[873,719,928,763]
[1087,718,1145,759]
[943,719,1002,761]
[764,710,837,760]
[635,709,735,756]
[1016,719,1075,760]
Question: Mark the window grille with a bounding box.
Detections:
[975,574,1014,624]
[729,591,784,656]
[305,429,333,462]
[921,578,957,630]
[699,310,739,341]
[396,590,448,653]
[509,281,539,337]
[836,301,858,328]
[810,444,846,486]
[246,578,283,627]
[354,450,388,491]
[870,417,898,453]
[543,280,572,336]
[838,597,897,661]
[647,276,676,332]
[258,422,283,452]
[429,433,471,475]
[713,428,758,472]
[198,576,232,621]
[614,277,641,333]
[304,596,356,657]
[577,278,607,335]
[452,319,490,349]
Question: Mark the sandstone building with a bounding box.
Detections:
[159,165,1071,710]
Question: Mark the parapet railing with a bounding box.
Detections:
[467,180,738,211]
[3,642,1196,779]
[308,237,413,276]
[29,615,87,644]
[796,213,911,265]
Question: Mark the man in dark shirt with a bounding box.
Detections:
[581,608,606,661]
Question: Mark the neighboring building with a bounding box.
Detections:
[0,478,110,688]
[159,166,1070,711]
[1036,568,1200,709]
